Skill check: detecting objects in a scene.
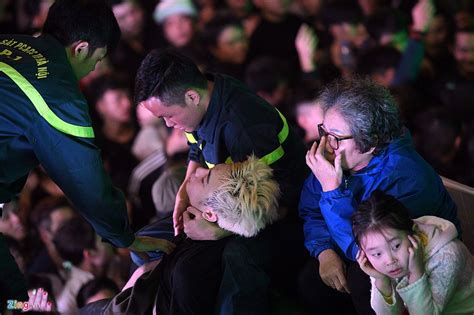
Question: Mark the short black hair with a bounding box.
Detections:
[321,2,363,26]
[52,217,96,266]
[201,13,243,49]
[31,196,73,232]
[108,0,134,6]
[356,45,401,75]
[42,0,121,55]
[87,74,130,106]
[365,8,409,42]
[76,277,119,308]
[352,190,414,248]
[414,107,462,163]
[456,25,474,34]
[245,56,288,94]
[135,49,208,105]
[23,1,42,19]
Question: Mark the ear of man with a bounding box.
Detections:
[201,208,218,223]
[185,89,201,106]
[71,40,90,61]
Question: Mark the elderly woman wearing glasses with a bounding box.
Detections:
[298,77,460,315]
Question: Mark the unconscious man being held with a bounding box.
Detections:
[79,155,281,314]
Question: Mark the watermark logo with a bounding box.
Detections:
[5,288,53,312]
[6,300,29,311]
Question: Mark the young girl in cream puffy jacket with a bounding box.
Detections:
[352,190,474,315]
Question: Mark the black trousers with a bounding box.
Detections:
[215,216,307,315]
[0,233,28,305]
[118,214,307,315]
[298,256,375,315]
[81,236,229,315]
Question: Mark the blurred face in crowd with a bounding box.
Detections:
[253,0,290,19]
[0,209,25,241]
[40,206,74,247]
[163,14,195,48]
[300,0,323,16]
[424,15,449,50]
[455,10,474,31]
[212,25,248,64]
[358,0,379,16]
[296,101,324,142]
[49,207,74,236]
[97,89,133,124]
[226,0,250,15]
[454,31,474,76]
[31,0,54,30]
[112,1,144,39]
[87,238,113,277]
[322,107,374,171]
[136,101,160,127]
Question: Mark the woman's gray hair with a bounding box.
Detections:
[320,77,403,154]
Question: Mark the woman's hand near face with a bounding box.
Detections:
[306,136,343,192]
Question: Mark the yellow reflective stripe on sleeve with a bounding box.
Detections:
[223,109,289,166]
[185,132,214,168]
[185,109,289,167]
[205,161,215,169]
[0,62,94,138]
[261,145,284,165]
[262,109,288,165]
[185,132,198,144]
[276,109,289,144]
[185,132,202,149]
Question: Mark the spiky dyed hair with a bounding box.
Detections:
[204,156,280,237]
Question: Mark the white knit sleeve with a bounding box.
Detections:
[396,241,464,315]
[370,277,404,315]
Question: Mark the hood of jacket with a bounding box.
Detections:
[413,215,458,259]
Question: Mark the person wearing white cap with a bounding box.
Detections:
[154,0,198,49]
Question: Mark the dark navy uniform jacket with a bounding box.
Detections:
[0,34,134,247]
[186,73,309,210]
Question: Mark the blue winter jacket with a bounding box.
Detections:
[299,132,459,261]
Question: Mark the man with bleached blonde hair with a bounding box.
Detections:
[190,155,281,238]
[136,49,308,314]
[80,156,281,314]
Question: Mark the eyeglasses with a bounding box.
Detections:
[317,123,353,150]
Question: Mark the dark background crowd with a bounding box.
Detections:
[0,0,473,313]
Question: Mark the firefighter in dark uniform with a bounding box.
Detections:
[0,0,174,304]
[135,49,309,314]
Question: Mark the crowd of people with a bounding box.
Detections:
[0,0,473,314]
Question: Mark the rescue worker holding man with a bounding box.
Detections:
[135,49,309,314]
